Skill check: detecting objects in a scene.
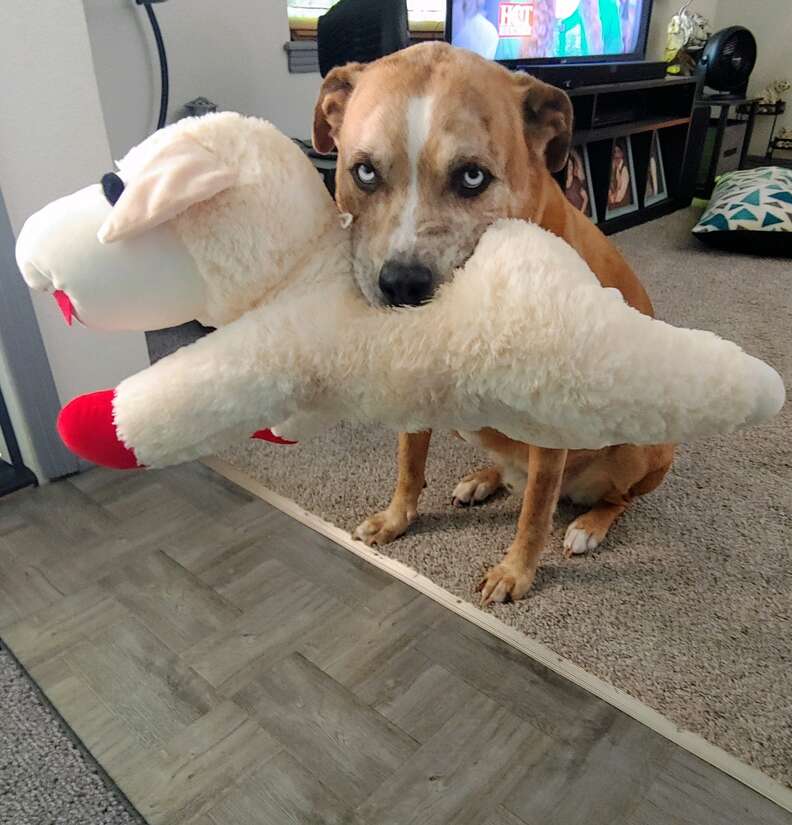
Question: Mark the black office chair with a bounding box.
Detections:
[317,0,410,77]
[0,385,37,495]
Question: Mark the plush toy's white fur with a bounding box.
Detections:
[114,219,783,467]
[17,113,341,330]
[16,112,785,469]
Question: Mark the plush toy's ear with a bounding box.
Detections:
[97,135,236,243]
[513,72,573,173]
[312,62,365,155]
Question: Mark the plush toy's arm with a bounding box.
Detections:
[329,221,785,448]
[56,219,784,471]
[110,282,356,467]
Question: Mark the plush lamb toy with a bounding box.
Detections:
[16,113,785,470]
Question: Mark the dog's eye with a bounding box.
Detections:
[353,162,379,192]
[453,164,492,198]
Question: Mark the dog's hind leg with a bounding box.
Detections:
[451,430,509,506]
[562,444,674,557]
[452,466,504,507]
[563,501,628,557]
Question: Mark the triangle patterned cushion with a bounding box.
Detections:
[693,167,792,256]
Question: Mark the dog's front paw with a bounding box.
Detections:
[352,507,413,546]
[478,552,536,605]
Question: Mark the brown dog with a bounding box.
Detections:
[313,42,674,603]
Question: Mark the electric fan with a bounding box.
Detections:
[698,26,757,97]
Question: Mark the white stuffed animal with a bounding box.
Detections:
[16,113,340,332]
[759,79,791,106]
[16,113,785,470]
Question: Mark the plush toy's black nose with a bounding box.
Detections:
[378,261,434,307]
[101,172,125,206]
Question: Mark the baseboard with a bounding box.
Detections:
[204,454,792,813]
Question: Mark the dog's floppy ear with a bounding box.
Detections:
[98,135,236,243]
[513,72,573,173]
[312,62,365,155]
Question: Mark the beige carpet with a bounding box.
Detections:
[220,208,792,787]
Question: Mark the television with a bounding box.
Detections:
[446,0,653,66]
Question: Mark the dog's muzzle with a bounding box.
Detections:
[378,260,434,307]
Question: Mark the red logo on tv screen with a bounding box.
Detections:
[498,2,534,38]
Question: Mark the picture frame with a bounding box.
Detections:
[562,144,597,223]
[644,130,668,206]
[606,135,639,219]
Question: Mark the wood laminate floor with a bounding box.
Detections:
[0,463,788,825]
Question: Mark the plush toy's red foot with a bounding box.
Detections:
[57,390,142,469]
[251,428,297,445]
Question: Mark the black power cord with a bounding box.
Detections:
[136,0,170,130]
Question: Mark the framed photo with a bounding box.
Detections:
[644,130,668,206]
[606,136,639,219]
[562,145,597,222]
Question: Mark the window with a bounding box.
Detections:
[287,1,445,40]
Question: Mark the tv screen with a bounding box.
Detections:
[447,0,652,64]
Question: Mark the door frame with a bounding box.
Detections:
[0,187,79,484]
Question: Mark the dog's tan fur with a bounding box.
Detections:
[313,43,674,602]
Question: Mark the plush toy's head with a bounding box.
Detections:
[16,112,340,331]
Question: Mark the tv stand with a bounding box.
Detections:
[520,60,667,91]
[554,75,702,235]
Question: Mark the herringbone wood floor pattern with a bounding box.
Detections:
[0,463,788,825]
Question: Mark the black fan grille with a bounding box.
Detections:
[701,26,757,93]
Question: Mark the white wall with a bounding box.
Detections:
[0,2,150,407]
[646,0,721,61]
[84,0,323,159]
[713,0,791,155]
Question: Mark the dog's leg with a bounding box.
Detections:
[563,501,628,557]
[353,431,431,546]
[562,443,674,557]
[452,466,503,507]
[479,445,567,604]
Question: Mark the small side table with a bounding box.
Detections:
[768,135,792,160]
[695,95,759,197]
[739,100,787,160]
[762,101,789,160]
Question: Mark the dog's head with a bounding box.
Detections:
[313,42,572,307]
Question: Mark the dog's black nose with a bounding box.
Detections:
[378,261,434,307]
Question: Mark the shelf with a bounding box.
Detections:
[598,198,682,236]
[567,75,697,97]
[572,116,691,146]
